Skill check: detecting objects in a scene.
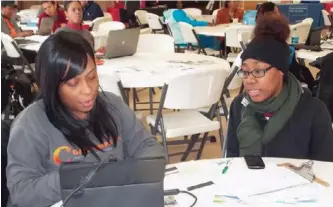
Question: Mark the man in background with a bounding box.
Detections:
[80,0,104,21]
[1,1,33,38]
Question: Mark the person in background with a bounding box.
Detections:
[317,53,333,121]
[6,31,164,207]
[255,1,280,21]
[57,1,94,49]
[256,10,315,91]
[12,4,19,21]
[81,0,104,21]
[38,1,67,32]
[216,1,244,25]
[226,14,333,162]
[1,1,33,38]
[164,9,218,50]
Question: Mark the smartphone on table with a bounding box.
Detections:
[244,155,265,169]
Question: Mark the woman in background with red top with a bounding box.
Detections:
[38,1,66,32]
[56,1,94,49]
[215,1,244,25]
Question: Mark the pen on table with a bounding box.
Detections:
[222,160,231,174]
[165,171,179,176]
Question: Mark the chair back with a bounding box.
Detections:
[140,28,152,34]
[183,8,202,18]
[98,73,123,100]
[137,34,174,53]
[322,10,332,26]
[212,9,219,23]
[289,18,313,44]
[226,27,252,48]
[225,27,239,48]
[178,22,197,45]
[98,21,125,34]
[227,52,243,90]
[103,12,112,19]
[238,31,252,50]
[94,21,125,50]
[146,13,163,30]
[163,68,228,109]
[92,17,113,32]
[135,10,148,25]
[1,33,20,58]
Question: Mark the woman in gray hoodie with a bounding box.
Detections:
[6,31,164,207]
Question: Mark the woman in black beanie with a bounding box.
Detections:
[226,14,333,162]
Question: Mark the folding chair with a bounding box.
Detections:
[135,10,149,28]
[1,33,38,119]
[198,52,243,122]
[178,22,220,56]
[322,9,332,29]
[98,72,144,121]
[137,34,175,53]
[238,31,252,51]
[103,12,113,19]
[146,68,228,163]
[146,13,164,34]
[92,17,113,32]
[183,8,202,18]
[93,21,125,51]
[288,18,313,44]
[225,27,253,62]
[133,34,175,114]
[212,9,219,24]
[98,73,128,104]
[1,33,35,75]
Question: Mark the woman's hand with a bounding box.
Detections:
[23,30,34,36]
[96,47,105,54]
[14,30,34,38]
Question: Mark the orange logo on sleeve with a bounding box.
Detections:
[53,146,71,165]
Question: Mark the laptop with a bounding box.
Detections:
[306,27,322,46]
[105,28,140,59]
[38,17,54,36]
[14,38,39,45]
[59,156,166,207]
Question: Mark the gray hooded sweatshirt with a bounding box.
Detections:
[6,92,164,207]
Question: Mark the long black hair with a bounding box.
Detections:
[35,31,118,156]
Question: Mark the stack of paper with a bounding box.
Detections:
[213,161,313,201]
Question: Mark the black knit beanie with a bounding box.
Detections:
[241,37,290,75]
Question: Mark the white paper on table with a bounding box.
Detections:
[242,182,332,206]
[176,160,222,187]
[25,35,49,43]
[164,160,222,190]
[213,161,311,200]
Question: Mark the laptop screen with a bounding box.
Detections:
[59,156,166,207]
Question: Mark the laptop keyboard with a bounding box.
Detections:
[15,39,39,45]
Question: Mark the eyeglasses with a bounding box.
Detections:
[237,65,273,79]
